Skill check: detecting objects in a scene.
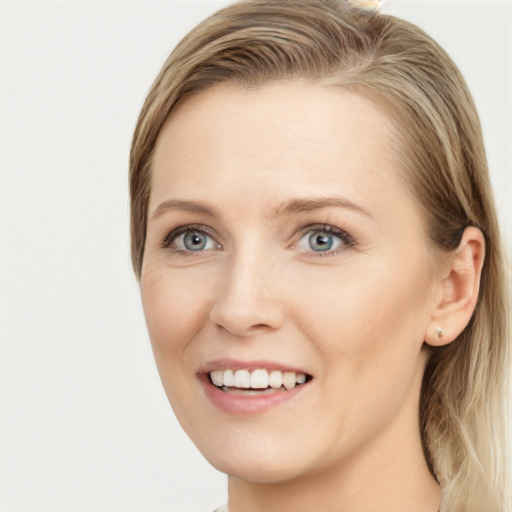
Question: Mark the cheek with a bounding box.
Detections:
[300,263,428,343]
[294,257,432,392]
[140,267,219,433]
[140,268,214,382]
[289,260,432,451]
[142,266,208,339]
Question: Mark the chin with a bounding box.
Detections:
[191,427,318,484]
[209,455,309,484]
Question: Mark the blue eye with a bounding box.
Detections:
[297,226,351,254]
[183,231,209,251]
[163,228,219,253]
[308,232,335,251]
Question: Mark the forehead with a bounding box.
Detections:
[150,82,415,223]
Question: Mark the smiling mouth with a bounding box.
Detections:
[208,368,313,394]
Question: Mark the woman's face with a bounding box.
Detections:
[141,83,442,483]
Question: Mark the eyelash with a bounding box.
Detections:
[295,223,355,257]
[161,223,355,256]
[161,224,219,253]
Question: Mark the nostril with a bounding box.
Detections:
[212,320,279,337]
[252,323,273,331]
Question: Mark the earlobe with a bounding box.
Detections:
[425,227,485,347]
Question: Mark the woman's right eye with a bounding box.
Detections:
[162,228,220,253]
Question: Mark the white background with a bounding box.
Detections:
[0,1,510,511]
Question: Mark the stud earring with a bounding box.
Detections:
[435,327,444,337]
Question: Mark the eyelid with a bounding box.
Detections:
[295,223,355,255]
[160,222,354,255]
[161,224,221,251]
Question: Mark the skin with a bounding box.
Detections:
[140,83,484,512]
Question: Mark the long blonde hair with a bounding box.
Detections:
[129,1,510,509]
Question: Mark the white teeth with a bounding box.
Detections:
[282,372,296,390]
[268,370,283,389]
[234,369,251,388]
[251,369,269,389]
[210,370,224,387]
[210,368,309,390]
[223,369,235,387]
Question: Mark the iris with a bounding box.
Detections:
[308,232,335,251]
[183,231,208,251]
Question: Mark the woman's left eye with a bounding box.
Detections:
[297,226,353,254]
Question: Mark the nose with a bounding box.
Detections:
[208,248,285,337]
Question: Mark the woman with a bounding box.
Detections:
[129,1,510,510]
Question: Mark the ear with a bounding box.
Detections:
[425,226,485,347]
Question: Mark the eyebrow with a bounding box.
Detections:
[273,196,373,218]
[151,196,372,220]
[152,199,219,219]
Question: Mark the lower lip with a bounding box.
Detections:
[200,375,309,415]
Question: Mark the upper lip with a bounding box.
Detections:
[198,358,312,376]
